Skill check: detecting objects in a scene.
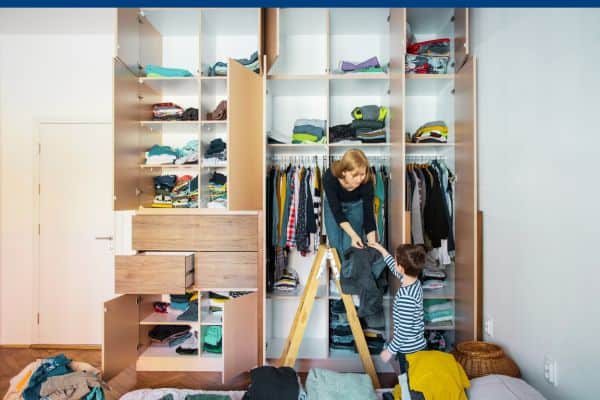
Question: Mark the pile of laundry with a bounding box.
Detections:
[149,325,199,356]
[203,138,227,165]
[152,102,198,121]
[207,171,227,208]
[207,51,259,76]
[334,56,387,74]
[145,64,193,77]
[405,35,450,74]
[4,354,106,400]
[152,174,198,209]
[144,141,199,166]
[410,120,449,143]
[329,105,388,144]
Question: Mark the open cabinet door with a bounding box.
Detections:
[261,8,279,73]
[222,292,258,383]
[102,295,139,381]
[139,14,162,72]
[117,8,141,75]
[114,58,142,211]
[454,57,478,343]
[454,9,469,72]
[389,8,406,249]
[228,60,264,211]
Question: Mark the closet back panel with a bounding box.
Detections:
[267,80,328,140]
[268,9,328,75]
[329,8,390,73]
[117,8,140,75]
[201,9,259,76]
[139,14,162,72]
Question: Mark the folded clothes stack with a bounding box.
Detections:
[329,105,388,143]
[292,119,326,144]
[405,38,450,74]
[208,171,227,209]
[335,56,387,74]
[207,51,259,76]
[412,121,449,143]
[203,138,227,163]
[423,299,454,324]
[273,269,299,292]
[145,64,193,77]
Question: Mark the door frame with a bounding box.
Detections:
[32,120,113,344]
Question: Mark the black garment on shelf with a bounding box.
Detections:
[209,171,227,185]
[328,123,357,143]
[181,107,199,121]
[148,325,191,342]
[242,366,299,400]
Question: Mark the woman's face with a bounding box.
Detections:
[341,167,366,191]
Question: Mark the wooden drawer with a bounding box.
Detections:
[132,215,258,251]
[116,252,194,294]
[195,252,257,289]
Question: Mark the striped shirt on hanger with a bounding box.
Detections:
[384,254,427,355]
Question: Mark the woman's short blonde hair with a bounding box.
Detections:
[331,149,372,184]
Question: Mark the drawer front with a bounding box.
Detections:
[132,215,258,251]
[195,252,257,289]
[116,254,194,294]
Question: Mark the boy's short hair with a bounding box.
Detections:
[395,244,426,277]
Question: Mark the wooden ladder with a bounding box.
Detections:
[277,244,381,389]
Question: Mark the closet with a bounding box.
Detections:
[262,8,478,372]
[105,8,265,384]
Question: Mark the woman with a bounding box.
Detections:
[323,149,377,252]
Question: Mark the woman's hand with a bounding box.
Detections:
[366,231,377,246]
[380,348,393,363]
[350,233,364,248]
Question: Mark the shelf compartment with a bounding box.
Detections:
[425,321,455,330]
[140,164,199,169]
[266,337,329,360]
[137,344,223,372]
[140,307,197,325]
[405,74,454,96]
[138,77,200,96]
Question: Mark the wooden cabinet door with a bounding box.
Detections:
[114,58,141,211]
[117,8,141,75]
[103,295,139,381]
[454,57,478,343]
[139,14,162,74]
[222,292,258,383]
[228,60,264,211]
[389,8,406,249]
[262,8,279,73]
[454,8,469,72]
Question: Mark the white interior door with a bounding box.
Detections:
[38,122,114,344]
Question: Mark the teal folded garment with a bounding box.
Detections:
[425,309,454,321]
[292,124,324,138]
[148,144,178,157]
[145,65,193,77]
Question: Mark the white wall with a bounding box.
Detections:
[471,9,600,399]
[0,9,115,344]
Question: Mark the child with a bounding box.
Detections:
[369,242,427,398]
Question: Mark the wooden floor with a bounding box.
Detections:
[1,348,398,398]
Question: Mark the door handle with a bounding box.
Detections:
[95,236,113,240]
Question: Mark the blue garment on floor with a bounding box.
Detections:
[84,386,105,400]
[23,354,72,400]
[145,65,193,77]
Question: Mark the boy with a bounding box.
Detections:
[369,242,427,397]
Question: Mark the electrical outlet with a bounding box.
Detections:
[544,355,559,386]
[484,317,494,337]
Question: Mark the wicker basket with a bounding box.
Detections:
[454,341,521,379]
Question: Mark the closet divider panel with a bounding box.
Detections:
[453,9,469,72]
[454,56,478,343]
[223,292,259,383]
[389,8,406,247]
[102,295,140,381]
[228,59,264,211]
[117,8,141,75]
[138,81,162,209]
[114,58,142,211]
[262,8,279,74]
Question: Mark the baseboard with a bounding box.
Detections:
[30,344,102,350]
[0,344,31,349]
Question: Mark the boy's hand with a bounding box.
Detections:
[368,242,389,257]
[380,348,393,363]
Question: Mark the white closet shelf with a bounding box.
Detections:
[138,77,200,96]
[406,73,454,80]
[140,310,197,325]
[267,74,329,80]
[405,143,454,147]
[425,321,455,330]
[200,76,227,80]
[329,72,389,80]
[139,164,199,169]
[329,143,391,148]
[201,161,228,168]
[201,120,227,124]
[268,144,328,150]
[140,120,200,126]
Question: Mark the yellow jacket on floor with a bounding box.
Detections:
[393,351,470,400]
